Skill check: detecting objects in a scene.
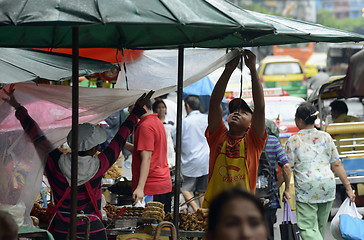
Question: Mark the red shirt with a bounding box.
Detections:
[132,113,172,195]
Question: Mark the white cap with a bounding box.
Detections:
[67,123,107,151]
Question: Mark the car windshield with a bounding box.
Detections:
[265,99,304,121]
[264,62,303,75]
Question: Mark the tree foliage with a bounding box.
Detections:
[239,3,364,35]
[314,10,364,35]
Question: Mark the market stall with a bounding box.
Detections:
[1,0,364,239]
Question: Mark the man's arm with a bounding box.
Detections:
[208,54,241,134]
[244,50,265,139]
[124,142,134,153]
[133,150,152,204]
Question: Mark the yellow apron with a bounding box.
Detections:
[202,139,250,208]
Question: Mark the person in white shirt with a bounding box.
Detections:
[173,95,209,211]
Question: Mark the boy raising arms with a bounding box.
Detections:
[202,50,266,208]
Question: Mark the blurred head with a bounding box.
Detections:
[227,98,253,134]
[145,100,152,111]
[295,103,318,129]
[206,188,268,240]
[130,100,152,114]
[67,123,106,155]
[317,65,326,72]
[265,118,279,138]
[0,211,18,240]
[152,100,167,120]
[330,100,348,120]
[184,95,201,114]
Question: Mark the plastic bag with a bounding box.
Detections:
[339,214,364,240]
[0,201,26,226]
[330,198,363,240]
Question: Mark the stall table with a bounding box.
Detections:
[18,226,54,240]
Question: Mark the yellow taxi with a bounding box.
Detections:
[258,56,307,99]
[304,52,327,78]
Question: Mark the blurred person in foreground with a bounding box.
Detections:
[202,50,266,208]
[206,188,269,240]
[173,95,209,212]
[125,100,172,212]
[285,102,355,240]
[0,211,18,240]
[3,86,153,240]
[330,99,361,123]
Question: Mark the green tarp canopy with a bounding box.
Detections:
[198,10,364,47]
[0,0,275,49]
[0,0,363,49]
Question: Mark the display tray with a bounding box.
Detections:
[106,227,136,236]
[159,230,205,238]
[106,228,205,238]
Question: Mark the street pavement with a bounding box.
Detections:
[123,155,338,239]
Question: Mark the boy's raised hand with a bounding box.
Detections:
[243,49,257,71]
[225,53,242,72]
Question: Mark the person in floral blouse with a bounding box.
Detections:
[285,102,355,240]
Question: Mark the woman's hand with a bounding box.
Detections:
[2,88,21,109]
[345,184,356,202]
[135,90,154,107]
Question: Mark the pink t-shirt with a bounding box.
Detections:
[132,114,172,195]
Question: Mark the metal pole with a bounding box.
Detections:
[173,46,184,238]
[70,26,79,240]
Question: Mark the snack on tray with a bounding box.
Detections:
[164,208,209,231]
[103,204,118,219]
[142,210,163,222]
[145,201,164,209]
[144,206,164,214]
[104,163,123,178]
[143,202,165,222]
[30,202,55,223]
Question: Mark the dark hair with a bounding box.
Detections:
[295,102,318,125]
[330,100,348,115]
[145,100,152,110]
[185,95,201,111]
[152,100,167,113]
[207,188,266,235]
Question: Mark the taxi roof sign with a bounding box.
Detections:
[225,88,288,99]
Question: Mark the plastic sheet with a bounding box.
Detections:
[331,197,363,240]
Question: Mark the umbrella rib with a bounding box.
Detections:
[12,0,30,25]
